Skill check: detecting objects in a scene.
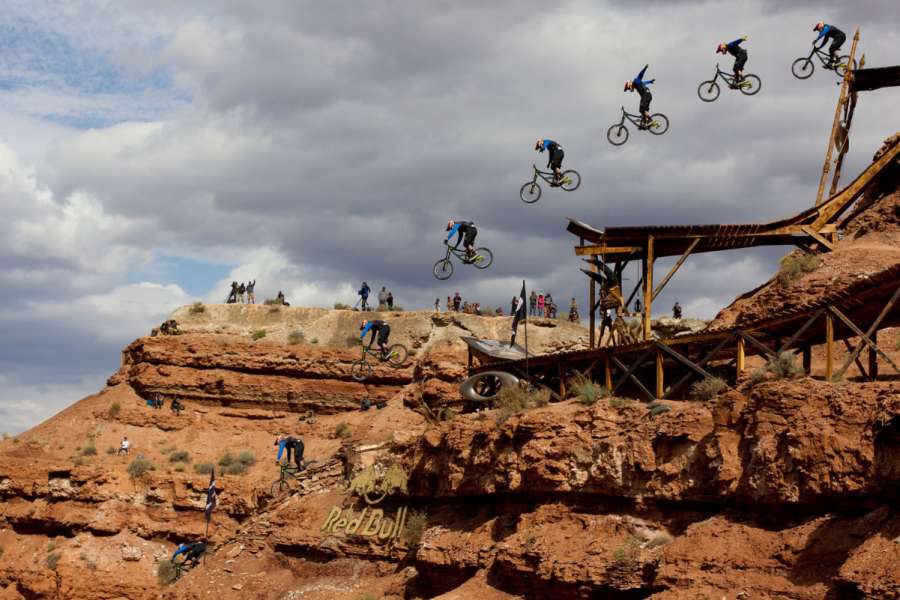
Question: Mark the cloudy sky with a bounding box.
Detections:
[1,0,897,432]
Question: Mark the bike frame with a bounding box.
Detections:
[712,63,738,85]
[530,164,558,185]
[618,107,645,127]
[360,344,389,363]
[808,45,836,66]
[444,244,471,264]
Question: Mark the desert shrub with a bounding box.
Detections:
[189,301,205,315]
[169,451,190,463]
[778,251,820,286]
[46,552,61,570]
[767,351,803,380]
[309,337,319,344]
[194,462,214,475]
[106,446,116,455]
[494,385,550,423]
[251,329,267,340]
[569,373,606,406]
[690,376,728,401]
[333,422,352,439]
[287,331,305,345]
[648,402,671,417]
[334,302,352,310]
[263,298,280,305]
[173,464,185,472]
[127,457,154,482]
[107,402,121,419]
[73,457,85,467]
[47,541,56,551]
[645,530,674,549]
[224,462,246,475]
[218,453,236,467]
[81,444,97,456]
[157,559,178,585]
[479,307,496,317]
[219,452,252,475]
[402,510,428,547]
[237,451,257,466]
[611,535,641,565]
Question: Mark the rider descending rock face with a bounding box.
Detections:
[625,65,654,128]
[717,36,748,84]
[813,21,845,65]
[360,319,390,355]
[446,220,477,260]
[534,139,564,184]
[275,435,305,470]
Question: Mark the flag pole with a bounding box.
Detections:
[523,280,529,378]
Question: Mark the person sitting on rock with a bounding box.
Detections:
[118,437,130,455]
[275,435,305,470]
[172,541,207,567]
[170,398,184,415]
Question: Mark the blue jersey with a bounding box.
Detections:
[633,65,655,87]
[726,38,744,51]
[360,320,385,342]
[172,544,190,561]
[815,24,833,41]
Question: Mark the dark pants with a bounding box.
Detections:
[829,31,846,58]
[639,91,652,115]
[286,440,304,468]
[549,149,564,171]
[377,325,391,350]
[733,50,747,74]
[463,226,477,248]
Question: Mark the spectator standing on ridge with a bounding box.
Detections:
[511,297,518,316]
[247,280,256,304]
[434,298,440,314]
[118,437,130,455]
[569,298,579,322]
[634,299,642,315]
[378,287,388,310]
[545,294,554,317]
[496,306,504,316]
[386,290,394,310]
[537,294,545,317]
[673,302,683,319]
[358,282,371,311]
[529,291,537,316]
[237,282,246,304]
[226,281,238,304]
[453,292,462,312]
[446,296,451,311]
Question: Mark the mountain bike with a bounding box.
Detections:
[697,64,761,102]
[519,164,581,204]
[432,243,493,280]
[269,460,319,495]
[606,107,670,147]
[791,45,854,80]
[350,343,409,381]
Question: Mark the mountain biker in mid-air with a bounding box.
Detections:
[716,36,748,86]
[275,434,305,470]
[360,319,391,357]
[534,139,564,185]
[813,21,845,68]
[446,219,477,261]
[624,65,655,129]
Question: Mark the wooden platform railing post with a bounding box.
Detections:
[643,236,654,341]
[655,349,664,399]
[825,310,834,381]
[869,329,878,380]
[736,336,745,377]
[589,257,597,349]
[802,345,811,375]
[604,355,612,390]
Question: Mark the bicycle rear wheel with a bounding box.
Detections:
[649,113,669,135]
[560,170,581,192]
[697,80,720,102]
[471,247,493,270]
[386,344,408,367]
[791,57,814,79]
[739,74,761,95]
[270,478,287,497]
[835,55,854,78]
[607,124,628,146]
[432,258,453,280]
[350,359,371,382]
[519,181,541,204]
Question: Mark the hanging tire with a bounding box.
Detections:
[520,182,541,203]
[607,124,628,146]
[739,74,761,95]
[386,344,408,367]
[350,359,371,382]
[649,113,669,135]
[471,247,493,270]
[560,170,581,192]
[697,80,720,102]
[792,57,814,79]
[432,259,453,280]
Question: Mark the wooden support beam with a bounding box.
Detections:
[655,349,664,399]
[625,275,643,313]
[611,347,656,395]
[589,259,597,349]
[802,345,811,375]
[800,225,835,251]
[558,363,567,397]
[736,336,745,376]
[841,337,869,379]
[826,311,834,381]
[736,330,777,359]
[816,27,859,206]
[652,238,699,301]
[610,356,656,403]
[829,53,864,197]
[655,342,716,381]
[869,329,878,380]
[665,333,737,399]
[507,366,561,402]
[604,355,612,390]
[643,236,654,341]
[575,245,642,256]
[831,303,900,379]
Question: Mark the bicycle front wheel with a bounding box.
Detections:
[791,57,814,79]
[270,479,286,497]
[471,247,493,270]
[386,344,408,367]
[607,124,628,146]
[350,359,371,382]
[740,74,761,95]
[432,258,453,280]
[835,55,854,78]
[649,113,669,135]
[560,170,581,192]
[697,80,720,102]
[519,182,541,204]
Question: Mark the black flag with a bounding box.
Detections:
[204,467,217,524]
[510,281,526,346]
